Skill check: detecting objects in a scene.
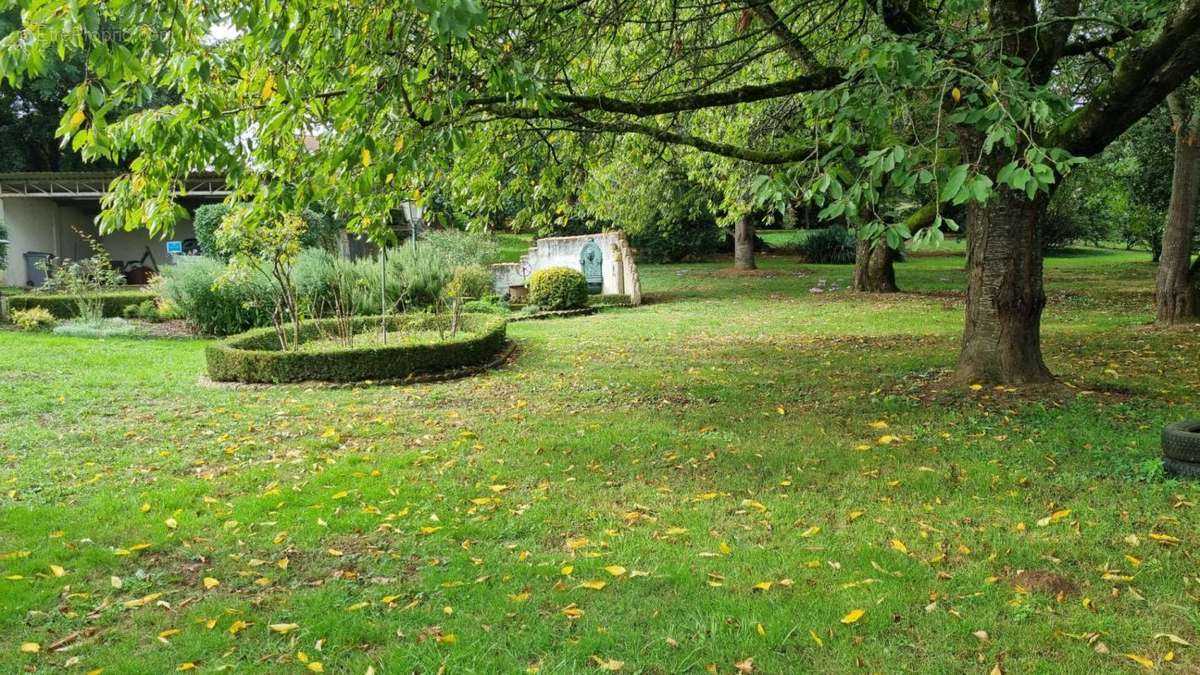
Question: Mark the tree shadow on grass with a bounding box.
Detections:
[1044,246,1131,258]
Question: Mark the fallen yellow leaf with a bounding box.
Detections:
[1124,653,1155,670]
[562,604,584,619]
[841,609,865,625]
[123,592,162,609]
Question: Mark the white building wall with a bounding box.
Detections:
[100,220,195,269]
[2,198,68,287]
[1,197,196,287]
[491,231,642,304]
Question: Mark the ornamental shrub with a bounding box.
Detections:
[192,204,231,260]
[121,299,174,322]
[420,229,500,268]
[528,267,588,310]
[10,307,56,331]
[157,256,274,335]
[461,296,510,315]
[194,205,343,261]
[443,265,495,301]
[796,227,856,264]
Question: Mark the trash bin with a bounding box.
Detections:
[23,252,53,287]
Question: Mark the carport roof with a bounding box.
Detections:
[0,171,229,199]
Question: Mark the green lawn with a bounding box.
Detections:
[495,233,534,263]
[2,248,1199,673]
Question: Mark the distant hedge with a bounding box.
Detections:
[588,294,633,308]
[5,291,155,319]
[207,313,508,384]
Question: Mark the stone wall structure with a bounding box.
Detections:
[492,232,642,305]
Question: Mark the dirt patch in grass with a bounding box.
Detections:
[137,320,201,339]
[883,369,1128,406]
[1012,569,1080,597]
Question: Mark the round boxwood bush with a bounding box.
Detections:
[206,313,508,384]
[527,267,588,310]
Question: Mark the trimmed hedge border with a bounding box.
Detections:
[588,294,634,308]
[203,340,518,390]
[4,291,154,319]
[206,313,508,384]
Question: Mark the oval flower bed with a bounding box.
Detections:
[206,314,508,384]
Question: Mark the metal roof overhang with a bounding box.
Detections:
[0,172,230,200]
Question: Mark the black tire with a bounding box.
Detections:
[1163,457,1200,479]
[1162,420,1200,462]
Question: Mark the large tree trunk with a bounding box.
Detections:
[954,186,1054,385]
[1156,91,1200,325]
[853,239,899,293]
[734,213,756,271]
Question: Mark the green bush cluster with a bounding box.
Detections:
[121,299,176,322]
[158,257,276,335]
[625,175,724,263]
[444,266,495,301]
[462,296,510,315]
[206,313,508,384]
[421,229,500,268]
[10,307,56,331]
[588,294,633,307]
[192,204,342,261]
[796,227,856,264]
[6,291,154,319]
[159,230,501,335]
[528,267,588,310]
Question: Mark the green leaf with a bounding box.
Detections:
[940,164,969,202]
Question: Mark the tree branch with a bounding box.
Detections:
[742,0,823,71]
[488,106,816,164]
[1029,0,1082,83]
[1051,0,1200,157]
[466,69,843,118]
[1059,26,1138,57]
